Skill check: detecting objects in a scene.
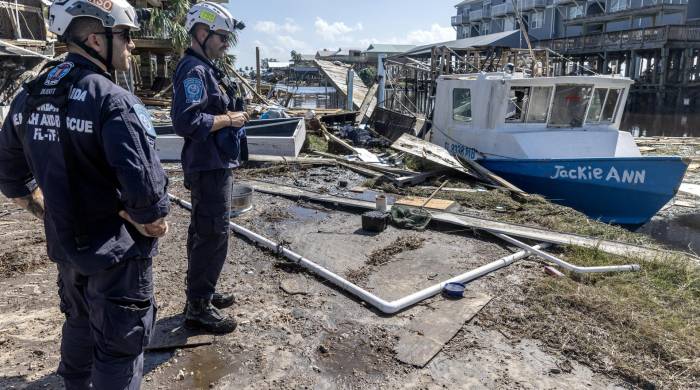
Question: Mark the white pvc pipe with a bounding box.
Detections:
[492,232,640,273]
[169,194,547,314]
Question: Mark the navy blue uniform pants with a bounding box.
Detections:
[184,169,232,301]
[56,258,155,390]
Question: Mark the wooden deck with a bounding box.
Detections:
[538,25,700,54]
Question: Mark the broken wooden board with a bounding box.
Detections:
[391,170,449,187]
[357,83,378,125]
[679,183,700,198]
[314,59,369,110]
[395,196,459,211]
[391,133,479,180]
[241,179,679,262]
[395,293,492,367]
[457,156,526,195]
[146,317,214,352]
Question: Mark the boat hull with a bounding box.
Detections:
[480,157,689,225]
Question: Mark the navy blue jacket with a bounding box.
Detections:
[171,49,244,173]
[0,53,170,275]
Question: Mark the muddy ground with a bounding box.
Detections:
[0,160,697,389]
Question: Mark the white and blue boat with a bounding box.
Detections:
[430,72,689,226]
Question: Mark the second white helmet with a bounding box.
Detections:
[186,2,236,34]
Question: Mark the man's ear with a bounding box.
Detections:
[84,32,104,53]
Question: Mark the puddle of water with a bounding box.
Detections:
[181,348,240,389]
[287,205,329,222]
[638,213,700,253]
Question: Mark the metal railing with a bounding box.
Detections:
[553,0,576,4]
[451,14,469,26]
[538,26,700,52]
[469,9,483,21]
[492,2,514,17]
[520,0,546,10]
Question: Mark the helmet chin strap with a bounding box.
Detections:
[196,29,215,63]
[73,28,114,72]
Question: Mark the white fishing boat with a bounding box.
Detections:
[430,72,689,225]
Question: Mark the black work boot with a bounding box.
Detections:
[184,298,237,334]
[211,292,235,309]
[183,292,235,314]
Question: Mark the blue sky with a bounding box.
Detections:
[226,0,457,68]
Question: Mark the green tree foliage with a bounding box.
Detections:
[358,67,377,87]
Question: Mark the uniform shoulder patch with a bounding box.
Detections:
[45,62,74,86]
[132,104,156,137]
[184,77,204,104]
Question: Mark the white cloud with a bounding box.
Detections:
[403,24,454,45]
[314,17,363,42]
[254,18,301,35]
[252,34,312,61]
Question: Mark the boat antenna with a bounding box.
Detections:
[510,0,535,63]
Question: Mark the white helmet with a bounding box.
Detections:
[49,0,140,37]
[186,2,236,34]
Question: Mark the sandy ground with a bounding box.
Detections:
[0,165,647,390]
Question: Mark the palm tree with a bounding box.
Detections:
[146,0,238,74]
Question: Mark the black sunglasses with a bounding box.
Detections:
[210,31,233,43]
[94,29,132,42]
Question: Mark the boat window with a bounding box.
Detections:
[452,88,472,122]
[548,85,593,127]
[506,87,530,122]
[602,88,622,122]
[525,86,552,123]
[586,88,608,123]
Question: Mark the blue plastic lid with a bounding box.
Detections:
[443,282,465,298]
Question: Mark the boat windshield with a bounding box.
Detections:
[548,85,593,127]
[586,88,623,123]
[505,86,553,123]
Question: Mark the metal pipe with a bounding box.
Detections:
[169,194,546,314]
[492,232,640,273]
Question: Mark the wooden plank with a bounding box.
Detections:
[146,317,214,352]
[395,196,458,211]
[391,170,448,187]
[357,83,379,125]
[457,156,526,195]
[314,59,368,110]
[394,293,492,367]
[241,180,677,262]
[391,133,479,181]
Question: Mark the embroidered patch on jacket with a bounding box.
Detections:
[45,62,74,86]
[184,78,204,104]
[133,104,156,137]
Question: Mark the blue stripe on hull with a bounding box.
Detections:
[480,157,689,225]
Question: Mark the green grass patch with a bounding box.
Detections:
[483,247,700,389]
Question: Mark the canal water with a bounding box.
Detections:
[621,112,700,138]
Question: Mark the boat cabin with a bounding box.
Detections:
[431,73,638,161]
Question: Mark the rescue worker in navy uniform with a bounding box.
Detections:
[0,0,169,388]
[171,1,248,334]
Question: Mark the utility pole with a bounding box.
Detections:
[346,68,354,111]
[256,47,261,95]
[378,53,386,108]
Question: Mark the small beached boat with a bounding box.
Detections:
[430,72,689,225]
[155,117,307,161]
